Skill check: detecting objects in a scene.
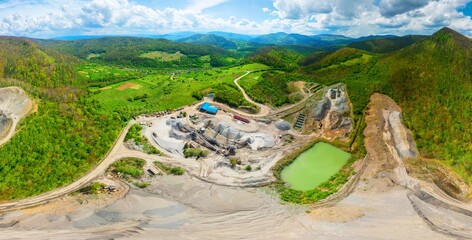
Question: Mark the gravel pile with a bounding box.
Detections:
[275,121,291,131]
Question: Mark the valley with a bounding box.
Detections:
[0,27,471,239]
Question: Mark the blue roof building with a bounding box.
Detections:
[200,102,218,114]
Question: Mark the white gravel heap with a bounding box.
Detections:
[214,122,244,140]
[242,133,276,150]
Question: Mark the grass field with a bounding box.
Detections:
[86,53,102,60]
[78,62,149,87]
[89,64,269,115]
[325,54,372,70]
[239,71,265,90]
[139,51,185,61]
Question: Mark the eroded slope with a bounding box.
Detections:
[0,87,33,145]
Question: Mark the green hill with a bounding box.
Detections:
[0,37,122,200]
[247,46,301,70]
[348,35,426,53]
[34,37,235,68]
[177,34,238,49]
[380,27,472,180]
[0,37,80,90]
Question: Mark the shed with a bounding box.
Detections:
[200,102,218,114]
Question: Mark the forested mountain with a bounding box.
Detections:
[300,47,365,70]
[0,37,80,89]
[0,37,122,200]
[178,34,238,49]
[380,27,472,180]
[208,31,255,41]
[247,46,301,70]
[348,35,427,53]
[34,37,235,68]
[311,34,352,42]
[250,32,322,46]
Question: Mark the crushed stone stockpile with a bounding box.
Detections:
[0,87,33,144]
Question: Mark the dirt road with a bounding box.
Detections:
[233,71,271,117]
[0,121,136,212]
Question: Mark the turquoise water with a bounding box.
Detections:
[281,142,351,191]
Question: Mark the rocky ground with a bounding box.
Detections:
[0,87,33,146]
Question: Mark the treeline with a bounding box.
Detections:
[302,48,364,71]
[77,63,150,88]
[192,83,257,111]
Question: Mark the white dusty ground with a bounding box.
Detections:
[0,174,453,240]
[141,105,310,187]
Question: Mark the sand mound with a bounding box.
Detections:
[309,205,363,222]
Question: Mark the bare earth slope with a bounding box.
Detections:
[361,93,472,239]
[0,87,33,146]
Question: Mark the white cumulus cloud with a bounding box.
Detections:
[0,0,472,37]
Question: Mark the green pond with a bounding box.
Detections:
[281,142,351,191]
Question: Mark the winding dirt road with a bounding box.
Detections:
[233,71,271,117]
[0,121,136,212]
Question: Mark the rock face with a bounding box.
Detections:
[365,93,471,202]
[386,111,418,158]
[430,166,471,202]
[313,84,352,133]
[0,87,33,144]
[313,96,331,121]
[0,87,33,118]
[0,112,12,139]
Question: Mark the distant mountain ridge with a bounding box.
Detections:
[49,31,430,53]
[177,34,238,49]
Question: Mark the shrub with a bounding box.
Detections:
[184,148,209,159]
[111,157,145,178]
[154,161,186,175]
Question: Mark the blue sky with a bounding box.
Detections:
[0,0,472,38]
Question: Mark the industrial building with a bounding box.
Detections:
[200,102,218,114]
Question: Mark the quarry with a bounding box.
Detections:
[135,83,355,187]
[0,81,471,240]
